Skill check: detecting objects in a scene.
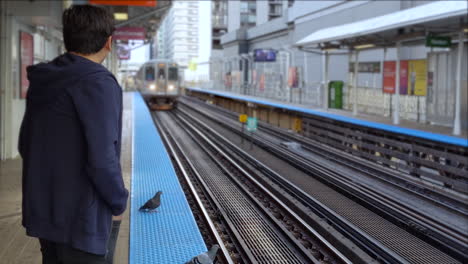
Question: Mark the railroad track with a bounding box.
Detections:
[180,96,467,213]
[174,97,464,264]
[154,111,356,264]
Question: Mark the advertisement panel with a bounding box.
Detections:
[224,72,232,88]
[399,60,408,94]
[254,49,276,62]
[383,60,409,94]
[408,60,427,96]
[383,61,395,93]
[20,32,34,99]
[252,70,257,85]
[259,74,265,92]
[288,67,298,88]
[113,27,146,41]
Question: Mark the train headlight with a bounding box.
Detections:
[168,84,175,91]
[149,84,156,90]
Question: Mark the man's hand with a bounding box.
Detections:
[112,214,123,221]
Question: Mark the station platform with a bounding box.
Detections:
[186,87,468,147]
[0,92,206,263]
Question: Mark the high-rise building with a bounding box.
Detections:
[158,0,200,67]
[155,0,211,81]
[154,18,167,58]
[225,0,292,33]
[211,0,228,50]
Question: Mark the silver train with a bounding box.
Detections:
[136,59,181,110]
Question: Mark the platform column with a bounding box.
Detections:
[453,30,464,135]
[353,50,359,116]
[393,41,401,125]
[322,51,329,109]
[303,50,308,105]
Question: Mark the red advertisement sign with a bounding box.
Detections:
[288,67,298,88]
[399,60,408,95]
[113,27,146,41]
[20,32,34,99]
[89,0,157,7]
[259,74,265,92]
[383,60,408,94]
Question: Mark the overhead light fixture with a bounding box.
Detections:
[321,43,340,52]
[114,13,128,21]
[354,43,375,50]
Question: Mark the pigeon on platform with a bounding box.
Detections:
[185,244,220,264]
[139,191,162,212]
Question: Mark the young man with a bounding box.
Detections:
[18,4,128,264]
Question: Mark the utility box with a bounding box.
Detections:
[328,81,343,109]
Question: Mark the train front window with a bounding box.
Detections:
[145,66,155,81]
[168,67,178,81]
[158,68,165,80]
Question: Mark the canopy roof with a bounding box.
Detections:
[295,1,467,48]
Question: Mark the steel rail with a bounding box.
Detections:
[157,112,315,263]
[182,96,467,212]
[153,114,235,264]
[178,97,468,260]
[176,107,409,264]
[174,111,352,264]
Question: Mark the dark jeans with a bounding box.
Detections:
[39,220,121,264]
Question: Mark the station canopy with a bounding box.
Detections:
[90,0,172,42]
[295,1,467,49]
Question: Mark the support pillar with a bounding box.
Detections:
[453,30,464,135]
[353,50,359,116]
[322,51,329,109]
[393,41,401,125]
[303,51,308,104]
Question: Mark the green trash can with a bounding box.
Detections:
[328,81,343,109]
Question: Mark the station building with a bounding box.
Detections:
[213,0,467,137]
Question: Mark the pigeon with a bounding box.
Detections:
[139,191,162,213]
[185,244,220,264]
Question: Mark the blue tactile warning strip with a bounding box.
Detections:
[130,93,207,263]
[187,87,468,147]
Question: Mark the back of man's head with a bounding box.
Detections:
[62,5,115,55]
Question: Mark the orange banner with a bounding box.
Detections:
[89,0,157,7]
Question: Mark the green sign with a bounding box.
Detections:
[426,36,451,48]
[246,117,257,132]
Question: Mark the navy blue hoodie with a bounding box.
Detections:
[18,53,129,255]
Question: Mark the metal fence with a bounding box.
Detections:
[202,52,428,122]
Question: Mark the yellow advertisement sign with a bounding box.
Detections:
[293,117,302,132]
[239,114,248,123]
[407,60,427,96]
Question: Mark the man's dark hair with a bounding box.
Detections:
[62,5,115,54]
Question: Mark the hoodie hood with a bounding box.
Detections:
[26,53,111,105]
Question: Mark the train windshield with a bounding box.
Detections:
[168,67,178,81]
[158,68,165,79]
[145,66,155,81]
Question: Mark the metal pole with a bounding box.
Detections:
[353,50,359,116]
[383,47,391,116]
[453,30,464,135]
[393,41,401,125]
[303,51,308,104]
[322,51,329,109]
